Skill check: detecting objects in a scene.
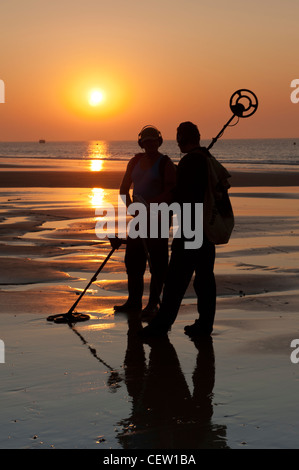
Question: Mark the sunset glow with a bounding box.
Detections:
[1,1,299,140]
[88,89,105,107]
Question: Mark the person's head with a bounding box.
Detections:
[138,125,163,152]
[176,121,200,152]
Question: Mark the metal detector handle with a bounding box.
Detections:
[108,236,124,250]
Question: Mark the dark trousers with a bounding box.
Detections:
[157,237,216,332]
[125,236,169,307]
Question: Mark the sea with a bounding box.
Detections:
[0,138,299,172]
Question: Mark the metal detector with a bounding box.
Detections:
[47,241,121,324]
[46,240,124,384]
[207,89,258,150]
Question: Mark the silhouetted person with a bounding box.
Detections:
[114,126,176,318]
[141,122,216,338]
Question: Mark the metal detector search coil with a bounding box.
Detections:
[229,89,258,118]
[208,88,258,150]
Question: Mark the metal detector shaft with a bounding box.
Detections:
[67,246,116,316]
[207,114,236,150]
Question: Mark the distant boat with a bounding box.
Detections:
[39,139,46,143]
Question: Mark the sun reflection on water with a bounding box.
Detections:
[90,187,106,208]
[90,159,104,172]
[87,141,109,172]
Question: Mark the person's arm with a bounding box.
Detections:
[147,158,177,204]
[119,157,136,208]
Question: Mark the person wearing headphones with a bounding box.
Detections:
[140,122,217,338]
[114,126,176,318]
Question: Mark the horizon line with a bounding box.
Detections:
[0,137,299,144]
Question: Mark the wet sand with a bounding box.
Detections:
[1,168,299,188]
[1,163,299,450]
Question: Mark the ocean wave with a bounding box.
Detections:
[1,155,299,168]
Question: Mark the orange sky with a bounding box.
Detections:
[0,0,299,141]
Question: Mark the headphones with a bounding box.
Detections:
[138,125,163,148]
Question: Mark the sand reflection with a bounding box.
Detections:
[90,160,104,172]
[90,187,106,208]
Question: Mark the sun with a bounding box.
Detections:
[88,89,105,107]
[62,69,132,118]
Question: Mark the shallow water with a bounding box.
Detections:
[1,167,299,449]
[1,307,299,449]
[1,138,299,170]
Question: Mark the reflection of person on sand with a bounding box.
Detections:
[114,126,176,318]
[117,317,228,449]
[141,122,217,338]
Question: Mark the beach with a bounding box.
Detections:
[1,160,299,450]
